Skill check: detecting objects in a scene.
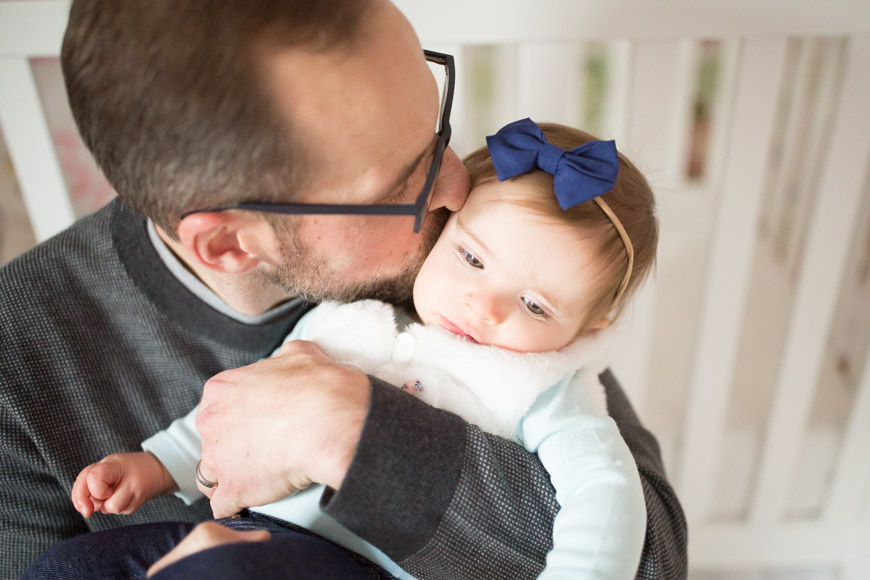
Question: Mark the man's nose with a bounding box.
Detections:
[428,147,469,213]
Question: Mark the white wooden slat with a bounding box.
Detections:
[573,43,592,132]
[600,42,632,143]
[677,39,789,521]
[0,1,69,57]
[0,58,74,241]
[762,40,813,256]
[491,46,521,133]
[702,41,740,189]
[843,523,870,580]
[396,0,870,45]
[849,490,870,579]
[610,40,686,411]
[784,40,846,271]
[620,40,688,187]
[446,45,522,157]
[612,289,654,412]
[823,343,870,523]
[749,37,870,524]
[661,40,696,187]
[865,478,870,527]
[516,43,582,126]
[691,522,849,568]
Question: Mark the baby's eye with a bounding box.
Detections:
[522,296,548,318]
[461,248,484,269]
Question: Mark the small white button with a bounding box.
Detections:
[391,332,416,363]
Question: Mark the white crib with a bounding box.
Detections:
[2,1,869,577]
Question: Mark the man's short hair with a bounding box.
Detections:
[61,0,371,238]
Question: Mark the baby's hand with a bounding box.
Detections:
[71,452,178,518]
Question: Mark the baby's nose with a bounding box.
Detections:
[466,292,506,325]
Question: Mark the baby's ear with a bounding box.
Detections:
[587,316,611,331]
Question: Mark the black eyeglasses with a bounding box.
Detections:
[183,50,455,234]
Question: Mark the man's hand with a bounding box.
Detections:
[195,340,370,518]
[71,452,177,518]
[146,522,271,577]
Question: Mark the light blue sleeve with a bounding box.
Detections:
[140,307,319,504]
[141,406,202,504]
[518,373,647,580]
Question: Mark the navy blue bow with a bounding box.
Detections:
[485,118,619,210]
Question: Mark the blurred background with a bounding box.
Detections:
[2,1,869,578]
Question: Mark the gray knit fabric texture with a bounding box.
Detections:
[401,428,559,579]
[0,201,304,577]
[0,200,687,579]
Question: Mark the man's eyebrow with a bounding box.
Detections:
[380,135,438,202]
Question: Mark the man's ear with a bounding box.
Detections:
[176,212,272,275]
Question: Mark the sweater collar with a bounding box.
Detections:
[111,199,311,353]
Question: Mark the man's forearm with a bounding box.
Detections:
[322,378,558,580]
[320,379,467,560]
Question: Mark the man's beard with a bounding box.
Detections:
[262,208,448,305]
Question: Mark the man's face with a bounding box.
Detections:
[261,1,469,303]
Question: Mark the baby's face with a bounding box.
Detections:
[413,180,597,353]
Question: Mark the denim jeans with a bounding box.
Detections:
[22,513,398,580]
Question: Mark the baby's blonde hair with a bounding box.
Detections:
[464,123,658,334]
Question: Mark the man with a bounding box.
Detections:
[1,1,687,578]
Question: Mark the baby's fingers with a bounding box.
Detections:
[71,466,97,518]
[100,485,145,515]
[85,461,122,500]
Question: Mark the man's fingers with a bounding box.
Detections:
[208,487,244,519]
[195,460,219,499]
[276,338,321,356]
[207,472,310,518]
